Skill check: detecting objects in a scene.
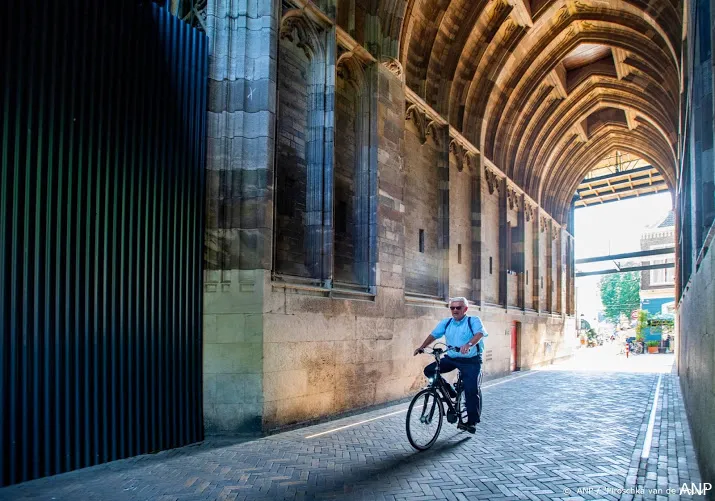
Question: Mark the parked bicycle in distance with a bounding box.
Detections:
[406,344,483,451]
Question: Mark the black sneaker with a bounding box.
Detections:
[457,422,476,434]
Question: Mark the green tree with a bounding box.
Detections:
[598,271,640,323]
[635,310,649,340]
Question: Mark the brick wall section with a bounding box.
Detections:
[514,196,526,308]
[524,208,535,310]
[334,74,359,284]
[376,66,405,292]
[498,179,508,306]
[505,193,520,308]
[436,128,450,299]
[449,156,472,299]
[539,216,548,310]
[553,232,560,312]
[544,220,556,312]
[403,127,442,296]
[531,211,540,311]
[482,172,500,304]
[275,38,310,278]
[470,159,483,304]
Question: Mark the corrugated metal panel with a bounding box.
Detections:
[1,0,207,486]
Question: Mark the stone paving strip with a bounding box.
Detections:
[0,360,707,501]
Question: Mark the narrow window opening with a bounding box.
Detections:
[336,200,347,234]
[458,244,462,264]
[419,229,425,253]
[489,256,493,274]
[526,270,529,285]
[541,276,544,289]
[277,177,295,217]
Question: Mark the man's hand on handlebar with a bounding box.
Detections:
[413,347,425,356]
[459,344,471,355]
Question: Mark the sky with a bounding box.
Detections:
[574,192,673,321]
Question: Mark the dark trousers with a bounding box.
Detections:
[424,356,482,424]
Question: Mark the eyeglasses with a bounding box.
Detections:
[449,306,463,311]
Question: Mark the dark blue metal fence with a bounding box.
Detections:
[1,0,208,486]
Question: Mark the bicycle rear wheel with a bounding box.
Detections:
[456,386,482,425]
[406,389,443,450]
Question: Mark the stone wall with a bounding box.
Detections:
[551,234,559,312]
[449,156,472,299]
[376,64,406,292]
[676,0,714,484]
[482,173,500,304]
[403,127,442,296]
[677,243,715,488]
[334,71,359,284]
[275,36,311,278]
[539,218,548,310]
[204,271,265,433]
[201,1,575,436]
[202,0,277,434]
[262,283,577,430]
[524,213,534,310]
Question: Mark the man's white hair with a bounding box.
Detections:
[449,297,469,306]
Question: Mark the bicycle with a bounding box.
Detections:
[629,341,644,355]
[406,344,483,451]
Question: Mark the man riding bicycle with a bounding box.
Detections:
[413,297,487,434]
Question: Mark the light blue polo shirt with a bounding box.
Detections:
[431,315,488,358]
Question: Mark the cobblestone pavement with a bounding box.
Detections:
[1,348,708,501]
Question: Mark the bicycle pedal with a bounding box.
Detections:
[446,410,457,423]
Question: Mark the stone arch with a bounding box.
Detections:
[501,63,677,173]
[541,127,676,223]
[523,87,677,198]
[475,22,678,157]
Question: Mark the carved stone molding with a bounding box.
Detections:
[381,57,404,82]
[525,203,535,222]
[539,215,548,233]
[280,9,324,59]
[336,49,367,88]
[405,103,427,144]
[449,139,474,172]
[485,167,501,195]
[425,120,444,148]
[464,152,477,172]
[507,187,520,211]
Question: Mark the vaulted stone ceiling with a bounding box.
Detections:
[379,0,681,223]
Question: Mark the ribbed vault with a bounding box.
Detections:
[384,0,681,225]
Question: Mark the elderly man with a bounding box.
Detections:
[413,297,487,433]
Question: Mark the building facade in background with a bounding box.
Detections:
[640,211,675,315]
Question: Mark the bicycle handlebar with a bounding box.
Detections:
[418,344,461,356]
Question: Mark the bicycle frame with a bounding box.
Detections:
[423,346,465,422]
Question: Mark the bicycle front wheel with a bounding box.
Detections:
[406,389,444,451]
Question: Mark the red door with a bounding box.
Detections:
[510,321,519,372]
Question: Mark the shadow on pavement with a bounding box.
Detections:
[289,434,474,500]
